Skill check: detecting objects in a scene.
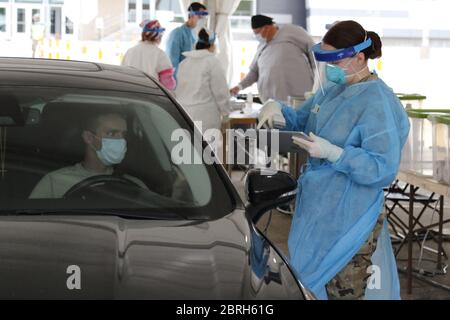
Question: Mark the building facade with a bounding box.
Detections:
[0,0,187,41]
[0,0,71,40]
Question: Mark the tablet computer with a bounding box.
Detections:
[251,129,311,154]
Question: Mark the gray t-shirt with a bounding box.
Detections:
[29,163,146,199]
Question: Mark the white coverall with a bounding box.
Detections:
[122,41,174,89]
[175,49,231,132]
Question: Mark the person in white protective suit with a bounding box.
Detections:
[175,28,231,133]
[122,20,176,91]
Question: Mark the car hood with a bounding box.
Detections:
[0,210,303,299]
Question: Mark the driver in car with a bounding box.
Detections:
[29,111,147,199]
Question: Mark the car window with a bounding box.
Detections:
[0,87,234,220]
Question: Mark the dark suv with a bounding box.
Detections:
[0,58,309,299]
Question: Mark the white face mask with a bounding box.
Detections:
[255,33,265,43]
[95,137,127,166]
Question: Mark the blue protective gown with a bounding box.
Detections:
[166,24,196,76]
[281,78,410,300]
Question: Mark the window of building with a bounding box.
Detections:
[155,0,180,11]
[32,8,40,22]
[128,0,137,23]
[50,7,62,36]
[142,0,150,20]
[231,0,256,30]
[65,16,73,35]
[14,0,42,3]
[17,8,26,33]
[234,0,256,16]
[156,0,182,22]
[0,8,6,32]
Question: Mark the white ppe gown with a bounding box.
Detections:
[175,50,231,132]
[122,41,173,80]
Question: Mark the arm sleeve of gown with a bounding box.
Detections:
[121,51,130,67]
[210,61,231,115]
[238,53,259,89]
[331,96,406,188]
[280,96,316,131]
[156,52,176,90]
[156,51,174,72]
[158,68,176,91]
[166,31,182,70]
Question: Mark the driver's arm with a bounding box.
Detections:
[170,167,193,203]
[29,168,77,199]
[29,174,55,199]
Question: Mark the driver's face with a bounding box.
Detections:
[90,114,127,150]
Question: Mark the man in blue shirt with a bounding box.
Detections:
[166,2,208,76]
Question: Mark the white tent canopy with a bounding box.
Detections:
[178,0,194,16]
[208,0,241,84]
[178,0,242,84]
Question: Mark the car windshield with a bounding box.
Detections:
[0,87,234,220]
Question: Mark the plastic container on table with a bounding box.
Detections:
[431,115,450,184]
[396,93,427,109]
[402,109,450,176]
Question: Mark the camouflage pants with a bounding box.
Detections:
[325,212,386,300]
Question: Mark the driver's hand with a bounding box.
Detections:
[171,167,189,201]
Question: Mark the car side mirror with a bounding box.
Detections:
[245,168,297,223]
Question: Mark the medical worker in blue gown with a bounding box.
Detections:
[166,2,208,77]
[257,20,410,300]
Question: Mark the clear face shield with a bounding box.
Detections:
[143,27,166,34]
[311,38,372,93]
[142,20,166,41]
[189,10,210,29]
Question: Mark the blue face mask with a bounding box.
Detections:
[325,64,347,85]
[96,138,127,166]
[325,58,367,85]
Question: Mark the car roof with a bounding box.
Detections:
[0,58,164,96]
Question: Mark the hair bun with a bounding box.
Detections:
[366,31,382,59]
[199,28,209,40]
[196,28,213,50]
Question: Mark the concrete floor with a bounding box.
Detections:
[230,170,450,300]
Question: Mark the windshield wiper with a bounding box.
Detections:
[0,209,187,220]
